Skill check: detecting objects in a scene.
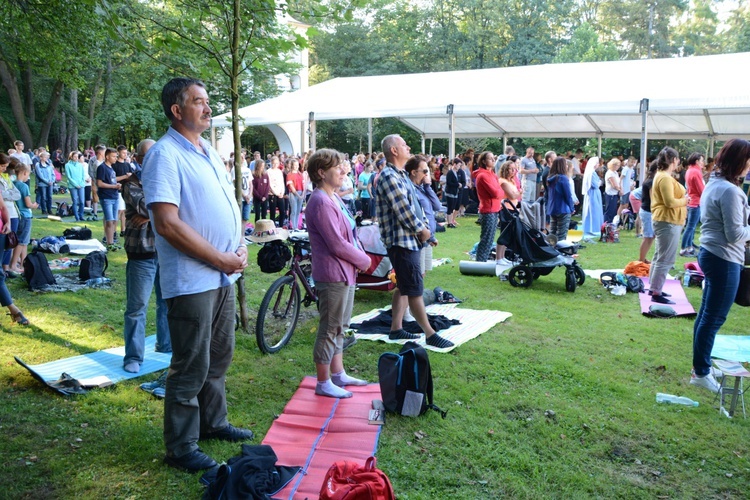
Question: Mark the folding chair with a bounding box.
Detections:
[712,359,750,419]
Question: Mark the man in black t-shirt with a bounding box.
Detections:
[113,145,134,238]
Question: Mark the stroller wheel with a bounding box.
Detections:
[508,266,533,288]
[574,264,586,286]
[565,267,577,292]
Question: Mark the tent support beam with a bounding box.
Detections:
[479,114,507,134]
[502,135,507,153]
[639,99,649,185]
[308,112,316,151]
[447,104,455,159]
[583,114,603,135]
[597,135,602,158]
[420,135,425,154]
[368,117,373,154]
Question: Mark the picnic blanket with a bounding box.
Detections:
[66,238,107,255]
[15,335,171,395]
[350,303,511,353]
[638,277,695,317]
[262,376,382,500]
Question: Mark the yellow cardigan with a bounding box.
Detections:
[651,171,687,225]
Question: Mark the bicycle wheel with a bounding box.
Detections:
[256,275,301,354]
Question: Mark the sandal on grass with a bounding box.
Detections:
[10,311,29,326]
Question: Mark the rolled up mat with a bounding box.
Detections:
[459,260,497,276]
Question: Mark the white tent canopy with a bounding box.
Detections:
[212,52,750,151]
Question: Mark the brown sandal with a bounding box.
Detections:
[10,311,29,326]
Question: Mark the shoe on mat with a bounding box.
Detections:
[388,329,421,341]
[163,449,217,473]
[689,370,721,394]
[200,424,254,442]
[650,294,675,305]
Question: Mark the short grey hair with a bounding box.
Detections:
[381,134,402,162]
[136,139,155,157]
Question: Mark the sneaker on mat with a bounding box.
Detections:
[689,370,721,394]
[425,334,454,349]
[200,424,254,442]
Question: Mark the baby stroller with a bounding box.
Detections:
[497,201,585,292]
[355,224,396,291]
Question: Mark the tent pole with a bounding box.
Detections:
[502,135,507,153]
[368,117,373,155]
[300,121,305,155]
[709,137,715,158]
[447,104,455,159]
[429,138,433,155]
[639,98,649,185]
[210,124,216,150]
[421,135,426,154]
[309,112,316,151]
[597,135,602,158]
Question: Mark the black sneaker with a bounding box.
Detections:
[426,334,454,349]
[388,329,420,340]
[650,294,675,305]
[163,449,217,473]
[200,424,254,442]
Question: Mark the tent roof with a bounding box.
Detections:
[212,52,750,140]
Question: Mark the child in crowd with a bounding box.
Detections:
[12,164,37,272]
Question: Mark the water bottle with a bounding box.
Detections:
[656,393,699,407]
[683,271,691,287]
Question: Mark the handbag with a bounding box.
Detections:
[735,267,750,307]
[744,243,750,266]
[5,231,19,249]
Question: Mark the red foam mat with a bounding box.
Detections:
[263,376,383,500]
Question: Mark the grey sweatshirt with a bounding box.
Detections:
[699,176,750,265]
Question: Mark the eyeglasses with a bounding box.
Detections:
[421,169,430,174]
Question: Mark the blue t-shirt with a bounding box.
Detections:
[14,180,32,218]
[96,163,119,200]
[142,127,242,299]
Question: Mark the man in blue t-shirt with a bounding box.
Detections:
[96,148,121,248]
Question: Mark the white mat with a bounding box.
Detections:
[67,238,107,255]
[351,303,512,353]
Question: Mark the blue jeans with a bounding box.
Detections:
[241,199,252,222]
[101,198,118,221]
[70,186,85,221]
[123,258,171,366]
[681,206,700,250]
[0,234,13,306]
[692,249,741,376]
[289,192,303,229]
[38,184,53,214]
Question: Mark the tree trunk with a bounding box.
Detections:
[0,114,15,143]
[69,88,78,153]
[0,59,33,147]
[231,0,249,333]
[37,80,64,148]
[22,62,34,122]
[101,57,112,109]
[84,69,103,149]
[59,110,67,155]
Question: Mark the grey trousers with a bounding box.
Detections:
[313,282,354,365]
[164,285,235,458]
[649,221,682,294]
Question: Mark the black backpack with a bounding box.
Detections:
[56,202,71,217]
[378,342,446,418]
[23,251,56,291]
[63,226,92,240]
[79,251,108,281]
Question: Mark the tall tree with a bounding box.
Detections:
[554,22,619,63]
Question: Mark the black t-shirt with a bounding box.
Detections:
[641,178,653,213]
[113,160,132,181]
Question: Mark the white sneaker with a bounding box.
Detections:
[710,367,724,380]
[495,258,513,267]
[689,371,721,394]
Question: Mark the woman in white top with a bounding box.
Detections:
[603,158,621,224]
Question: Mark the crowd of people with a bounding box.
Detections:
[6,75,750,474]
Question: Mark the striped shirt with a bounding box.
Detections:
[374,163,426,252]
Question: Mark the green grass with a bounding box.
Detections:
[2,208,749,499]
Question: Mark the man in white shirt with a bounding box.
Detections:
[617,156,636,222]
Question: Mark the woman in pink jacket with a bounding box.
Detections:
[306,149,372,398]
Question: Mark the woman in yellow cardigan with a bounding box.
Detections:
[649,147,687,304]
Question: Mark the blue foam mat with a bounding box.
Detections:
[712,335,750,363]
[15,335,171,394]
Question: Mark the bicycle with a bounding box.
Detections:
[255,233,317,353]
